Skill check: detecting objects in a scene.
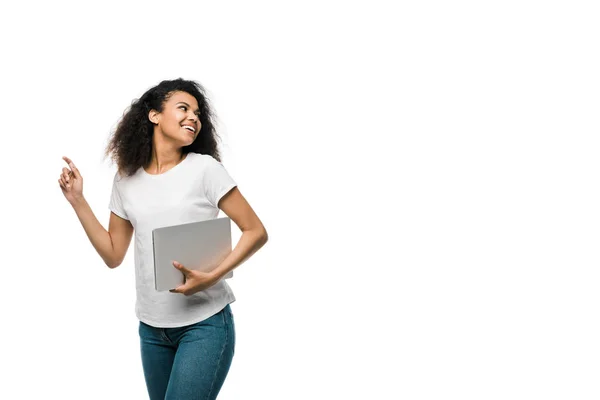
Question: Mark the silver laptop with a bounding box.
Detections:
[152,217,234,292]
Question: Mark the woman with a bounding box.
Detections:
[58,78,268,399]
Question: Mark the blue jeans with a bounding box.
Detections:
[138,304,235,400]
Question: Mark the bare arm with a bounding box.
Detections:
[59,156,133,269]
[70,197,133,269]
[209,187,268,279]
[169,186,267,296]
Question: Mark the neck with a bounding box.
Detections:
[146,149,185,175]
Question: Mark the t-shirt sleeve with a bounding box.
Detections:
[203,156,238,209]
[108,172,129,220]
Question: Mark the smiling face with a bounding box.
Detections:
[148,91,202,145]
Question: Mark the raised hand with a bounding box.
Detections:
[58,156,84,204]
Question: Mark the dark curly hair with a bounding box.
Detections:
[104,78,223,177]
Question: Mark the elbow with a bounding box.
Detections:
[106,258,122,269]
[260,229,269,246]
[245,227,268,246]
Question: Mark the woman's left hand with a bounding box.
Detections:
[169,261,219,296]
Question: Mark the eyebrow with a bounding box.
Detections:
[176,102,200,113]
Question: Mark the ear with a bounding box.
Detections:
[148,109,159,125]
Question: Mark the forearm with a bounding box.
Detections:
[70,196,117,268]
[211,229,268,280]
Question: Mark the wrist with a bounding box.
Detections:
[210,268,225,283]
[69,195,86,208]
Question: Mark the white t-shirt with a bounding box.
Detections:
[108,152,237,328]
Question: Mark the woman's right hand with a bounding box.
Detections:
[58,156,84,204]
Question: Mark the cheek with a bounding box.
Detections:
[167,114,184,128]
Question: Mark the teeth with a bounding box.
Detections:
[183,126,194,132]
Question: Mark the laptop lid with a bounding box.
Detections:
[152,217,234,292]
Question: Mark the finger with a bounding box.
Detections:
[59,176,69,189]
[59,177,71,190]
[63,156,80,178]
[62,167,72,182]
[170,286,186,294]
[173,261,191,275]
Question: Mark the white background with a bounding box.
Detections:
[1,1,598,399]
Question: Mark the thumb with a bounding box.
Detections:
[173,261,190,277]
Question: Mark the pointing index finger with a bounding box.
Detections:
[62,156,75,167]
[62,156,78,174]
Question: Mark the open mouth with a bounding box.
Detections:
[182,126,195,134]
